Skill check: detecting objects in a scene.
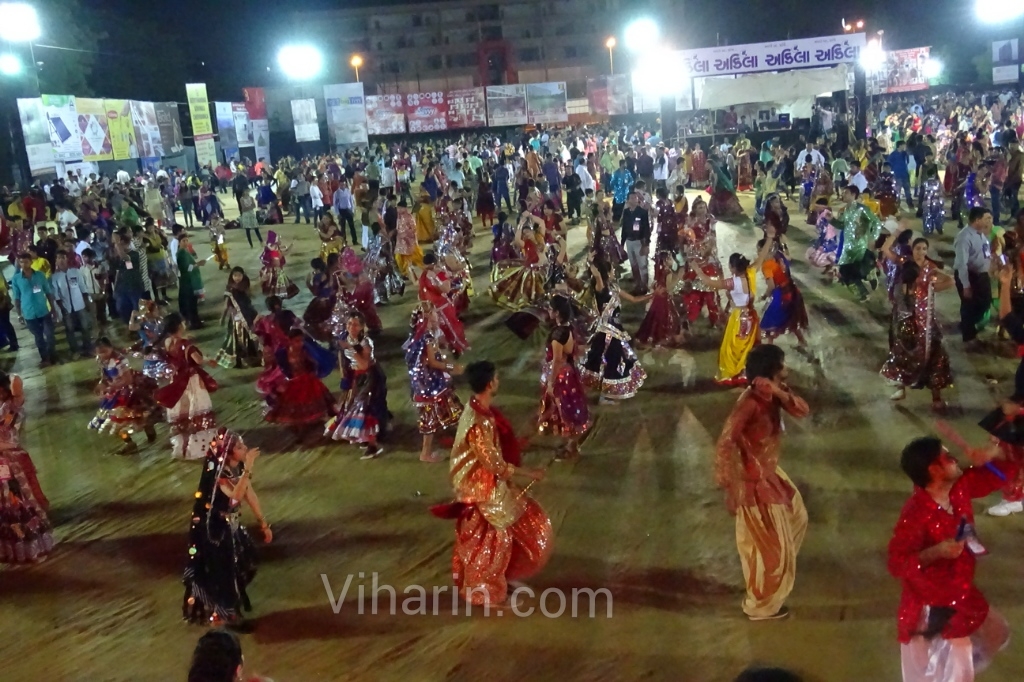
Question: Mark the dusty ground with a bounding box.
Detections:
[3,188,1024,682]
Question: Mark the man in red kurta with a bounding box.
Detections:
[889,436,1014,680]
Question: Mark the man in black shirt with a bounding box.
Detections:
[636,147,655,191]
[620,191,652,294]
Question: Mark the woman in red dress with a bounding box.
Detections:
[264,330,337,426]
[539,297,591,458]
[489,216,548,313]
[636,251,685,348]
[253,296,295,399]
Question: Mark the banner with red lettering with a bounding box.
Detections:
[447,87,487,129]
[405,91,448,133]
[365,94,406,135]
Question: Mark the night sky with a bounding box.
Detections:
[62,0,1020,101]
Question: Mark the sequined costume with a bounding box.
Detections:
[759,248,808,340]
[489,239,547,313]
[593,209,627,270]
[889,460,1015,678]
[0,397,54,563]
[884,242,912,303]
[874,171,900,218]
[491,221,516,265]
[806,170,833,223]
[260,232,298,299]
[302,271,334,343]
[805,208,840,269]
[394,209,424,273]
[880,260,953,392]
[707,160,745,220]
[325,336,390,444]
[680,214,724,325]
[636,257,684,347]
[134,314,171,381]
[419,268,469,354]
[655,198,678,254]
[958,172,987,226]
[365,231,405,305]
[922,177,946,236]
[836,201,883,286]
[442,398,553,605]
[253,310,294,398]
[580,285,647,399]
[717,268,759,384]
[539,324,590,437]
[154,338,219,460]
[183,430,258,624]
[404,325,463,435]
[715,380,809,617]
[264,338,336,425]
[215,290,262,369]
[89,352,160,437]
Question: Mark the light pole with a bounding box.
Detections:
[605,37,616,75]
[350,54,363,83]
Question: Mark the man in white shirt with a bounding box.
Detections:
[66,172,82,198]
[51,250,94,357]
[576,157,596,193]
[309,179,325,221]
[58,206,79,231]
[848,161,869,193]
[380,161,396,193]
[719,138,732,155]
[116,169,131,184]
[802,142,827,169]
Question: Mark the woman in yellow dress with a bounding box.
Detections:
[415,192,436,243]
[695,241,772,385]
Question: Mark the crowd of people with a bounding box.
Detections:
[4,86,1024,680]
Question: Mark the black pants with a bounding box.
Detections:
[955,271,992,343]
[179,291,201,328]
[0,307,18,350]
[612,201,625,222]
[838,252,876,298]
[339,209,357,242]
[567,190,583,219]
[244,227,263,248]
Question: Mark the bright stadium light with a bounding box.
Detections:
[0,53,22,76]
[860,39,885,71]
[277,44,324,81]
[631,47,688,99]
[976,0,1024,23]
[923,58,943,79]
[624,18,659,53]
[0,3,41,42]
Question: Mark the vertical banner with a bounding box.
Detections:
[41,95,83,162]
[587,75,631,116]
[75,98,113,161]
[16,98,56,177]
[129,101,164,158]
[195,137,218,169]
[447,87,487,129]
[104,99,136,160]
[155,102,185,154]
[526,82,568,124]
[185,83,214,136]
[232,103,253,147]
[993,39,1019,85]
[868,47,931,94]
[485,85,527,126]
[214,102,238,148]
[365,94,406,135]
[290,99,321,142]
[243,87,270,161]
[405,91,448,133]
[323,83,368,146]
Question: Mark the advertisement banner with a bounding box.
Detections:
[185,83,213,137]
[74,98,113,161]
[365,94,406,135]
[587,75,631,116]
[233,102,253,147]
[130,101,163,158]
[16,98,56,176]
[993,39,1019,85]
[155,102,185,155]
[677,33,866,78]
[447,87,488,129]
[405,91,448,133]
[41,95,83,162]
[485,85,527,127]
[195,135,218,169]
[252,119,271,162]
[104,99,136,160]
[291,99,320,142]
[526,82,568,124]
[866,47,930,94]
[242,87,267,120]
[323,83,368,146]
[214,102,238,148]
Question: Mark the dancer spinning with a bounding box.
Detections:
[404,303,464,463]
[539,296,591,458]
[580,259,649,404]
[434,361,551,606]
[419,253,469,354]
[183,428,272,626]
[635,251,685,348]
[758,230,809,348]
[880,234,954,409]
[489,213,548,312]
[260,231,298,300]
[215,267,261,369]
[91,337,160,454]
[325,312,390,459]
[679,197,724,329]
[154,313,219,460]
[264,329,336,427]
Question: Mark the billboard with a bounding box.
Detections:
[867,47,931,94]
[447,87,487,129]
[155,102,185,155]
[291,99,321,142]
[233,102,253,147]
[405,91,448,133]
[104,99,136,160]
[243,87,270,161]
[215,102,238,148]
[993,39,1019,85]
[129,101,163,158]
[185,83,213,136]
[587,75,631,116]
[16,98,56,176]
[526,82,568,124]
[323,83,368,146]
[42,95,83,163]
[365,94,406,135]
[677,33,866,78]
[485,85,527,126]
[75,98,112,161]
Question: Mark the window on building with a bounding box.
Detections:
[426,55,443,70]
[482,26,502,41]
[555,24,573,36]
[412,14,422,27]
[563,45,578,59]
[519,47,541,62]
[465,10,476,21]
[478,5,499,21]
